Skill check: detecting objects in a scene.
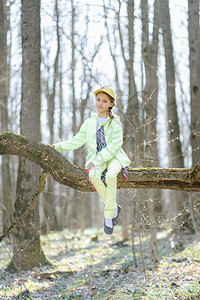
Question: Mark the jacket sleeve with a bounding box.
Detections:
[91,118,123,166]
[53,120,87,152]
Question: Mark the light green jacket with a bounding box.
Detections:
[54,113,131,169]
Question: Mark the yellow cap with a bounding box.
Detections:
[94,85,116,100]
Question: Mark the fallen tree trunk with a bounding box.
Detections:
[0,131,200,192]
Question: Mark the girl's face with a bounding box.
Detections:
[96,92,114,117]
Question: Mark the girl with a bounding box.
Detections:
[53,85,131,234]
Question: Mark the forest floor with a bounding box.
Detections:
[0,226,200,299]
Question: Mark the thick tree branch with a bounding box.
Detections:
[0,131,200,192]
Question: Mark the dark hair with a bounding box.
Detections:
[107,95,115,119]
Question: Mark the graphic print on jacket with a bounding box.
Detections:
[96,124,107,154]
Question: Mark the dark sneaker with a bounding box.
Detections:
[113,205,121,226]
[104,218,113,234]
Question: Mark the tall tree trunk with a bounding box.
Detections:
[141,0,159,263]
[68,0,78,229]
[188,0,200,165]
[160,0,186,225]
[116,0,139,239]
[123,0,138,156]
[0,0,13,233]
[57,62,67,230]
[188,0,200,233]
[42,0,61,233]
[65,0,85,230]
[9,0,47,271]
[160,0,184,168]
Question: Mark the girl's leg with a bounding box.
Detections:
[89,164,107,203]
[104,158,122,219]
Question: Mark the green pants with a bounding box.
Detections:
[89,158,122,219]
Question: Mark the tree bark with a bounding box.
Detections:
[116,0,139,239]
[9,0,47,271]
[141,0,159,263]
[43,0,61,232]
[122,0,138,158]
[160,0,184,168]
[0,132,200,192]
[188,0,200,165]
[0,0,13,232]
[160,0,186,226]
[188,0,200,232]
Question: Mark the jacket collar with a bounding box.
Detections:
[92,113,111,123]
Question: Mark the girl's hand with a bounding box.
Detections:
[87,163,95,171]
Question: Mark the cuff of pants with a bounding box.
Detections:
[104,208,116,219]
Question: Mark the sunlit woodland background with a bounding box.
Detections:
[0,0,200,273]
